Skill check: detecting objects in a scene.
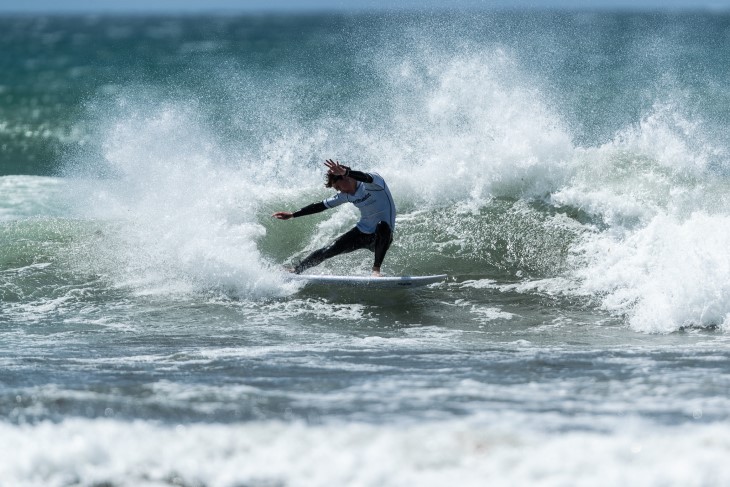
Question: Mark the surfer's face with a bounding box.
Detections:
[333,178,357,194]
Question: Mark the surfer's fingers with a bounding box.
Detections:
[324,159,344,175]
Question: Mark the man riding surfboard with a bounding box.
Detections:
[272,159,396,277]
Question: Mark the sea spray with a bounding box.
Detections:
[64,95,290,297]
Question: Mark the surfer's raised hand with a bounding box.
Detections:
[325,159,347,176]
[272,211,294,220]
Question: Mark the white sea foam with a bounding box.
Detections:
[572,212,730,333]
[470,306,515,324]
[552,104,730,332]
[2,417,729,487]
[66,99,293,298]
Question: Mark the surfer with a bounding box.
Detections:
[272,159,396,277]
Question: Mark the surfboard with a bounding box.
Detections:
[287,274,447,288]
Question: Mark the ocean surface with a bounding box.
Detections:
[2,11,730,486]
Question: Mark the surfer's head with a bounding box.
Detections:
[326,173,357,194]
[325,172,344,188]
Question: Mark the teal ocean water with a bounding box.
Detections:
[2,12,730,486]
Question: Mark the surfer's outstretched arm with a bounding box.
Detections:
[272,202,327,220]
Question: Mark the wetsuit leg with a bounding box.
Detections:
[373,221,393,269]
[295,227,373,274]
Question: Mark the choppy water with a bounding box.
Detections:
[2,11,730,486]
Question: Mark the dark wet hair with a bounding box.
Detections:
[325,173,344,188]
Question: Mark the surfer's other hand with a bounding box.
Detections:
[324,159,346,176]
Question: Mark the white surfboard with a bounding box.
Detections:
[287,274,447,288]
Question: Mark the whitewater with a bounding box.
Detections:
[2,11,730,486]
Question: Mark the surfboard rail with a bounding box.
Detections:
[286,274,447,288]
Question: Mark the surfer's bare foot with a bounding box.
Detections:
[371,267,383,277]
[283,266,296,273]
